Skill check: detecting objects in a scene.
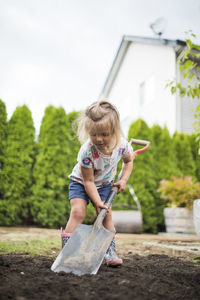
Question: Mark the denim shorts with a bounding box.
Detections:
[69,180,112,205]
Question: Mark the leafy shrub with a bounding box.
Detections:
[152,125,180,180]
[158,176,200,209]
[173,132,196,179]
[31,106,72,228]
[189,133,200,181]
[127,119,158,233]
[0,99,7,172]
[0,105,35,225]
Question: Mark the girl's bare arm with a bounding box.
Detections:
[81,166,108,210]
[113,153,133,193]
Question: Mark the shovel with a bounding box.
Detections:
[51,138,150,276]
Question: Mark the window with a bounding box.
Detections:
[139,76,155,106]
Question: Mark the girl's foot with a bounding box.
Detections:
[104,239,123,267]
[60,228,71,248]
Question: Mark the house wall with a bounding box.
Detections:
[105,42,177,136]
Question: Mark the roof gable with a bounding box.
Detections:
[100,35,186,98]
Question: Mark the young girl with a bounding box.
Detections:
[61,100,134,267]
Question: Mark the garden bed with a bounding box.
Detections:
[1,252,200,300]
[0,227,200,299]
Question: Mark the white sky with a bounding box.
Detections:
[1,0,200,133]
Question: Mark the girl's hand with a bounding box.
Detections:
[113,179,126,193]
[94,200,108,214]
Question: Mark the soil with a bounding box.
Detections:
[1,253,200,300]
[0,228,200,300]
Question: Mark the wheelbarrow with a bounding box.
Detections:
[112,184,142,233]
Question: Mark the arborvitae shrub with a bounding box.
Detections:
[188,133,200,181]
[153,125,180,180]
[0,100,7,210]
[151,124,163,145]
[65,112,81,182]
[0,105,35,225]
[127,119,158,233]
[173,132,196,179]
[151,125,182,231]
[31,107,79,228]
[0,99,7,175]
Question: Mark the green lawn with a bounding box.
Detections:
[0,238,60,256]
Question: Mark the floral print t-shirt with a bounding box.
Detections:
[69,137,133,188]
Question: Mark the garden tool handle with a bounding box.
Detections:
[97,138,151,222]
[104,169,123,207]
[130,138,150,146]
[96,171,123,223]
[130,138,151,156]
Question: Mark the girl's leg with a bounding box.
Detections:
[103,209,123,266]
[102,207,115,231]
[65,198,87,233]
[61,198,87,248]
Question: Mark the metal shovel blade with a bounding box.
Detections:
[51,221,115,276]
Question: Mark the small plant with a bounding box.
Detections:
[158,176,200,209]
[194,256,200,263]
[166,31,200,154]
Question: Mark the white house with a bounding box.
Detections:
[99,35,199,136]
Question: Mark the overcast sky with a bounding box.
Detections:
[1,0,200,133]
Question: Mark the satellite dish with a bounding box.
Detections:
[150,18,167,37]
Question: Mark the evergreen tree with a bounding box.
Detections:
[0,100,7,203]
[173,132,196,179]
[127,119,158,233]
[65,111,81,183]
[151,125,181,231]
[0,99,7,174]
[0,105,35,225]
[31,106,73,228]
[151,124,163,146]
[188,133,200,181]
[153,125,180,180]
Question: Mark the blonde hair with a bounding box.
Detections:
[76,100,122,149]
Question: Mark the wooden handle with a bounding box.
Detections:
[130,138,151,146]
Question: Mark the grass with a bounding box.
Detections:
[193,256,200,263]
[0,238,60,256]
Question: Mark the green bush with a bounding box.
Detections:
[31,107,78,228]
[188,133,200,181]
[65,111,81,184]
[127,119,158,233]
[1,99,199,232]
[0,105,35,225]
[158,176,200,209]
[152,125,180,180]
[151,125,181,231]
[173,132,196,179]
[0,100,7,171]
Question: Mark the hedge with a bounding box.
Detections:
[30,106,72,228]
[0,101,199,232]
[0,105,35,225]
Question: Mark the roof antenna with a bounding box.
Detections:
[150,18,167,38]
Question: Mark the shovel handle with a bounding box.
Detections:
[129,138,150,146]
[130,138,151,156]
[98,138,151,219]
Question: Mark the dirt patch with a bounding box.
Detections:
[0,253,200,300]
[1,228,200,299]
